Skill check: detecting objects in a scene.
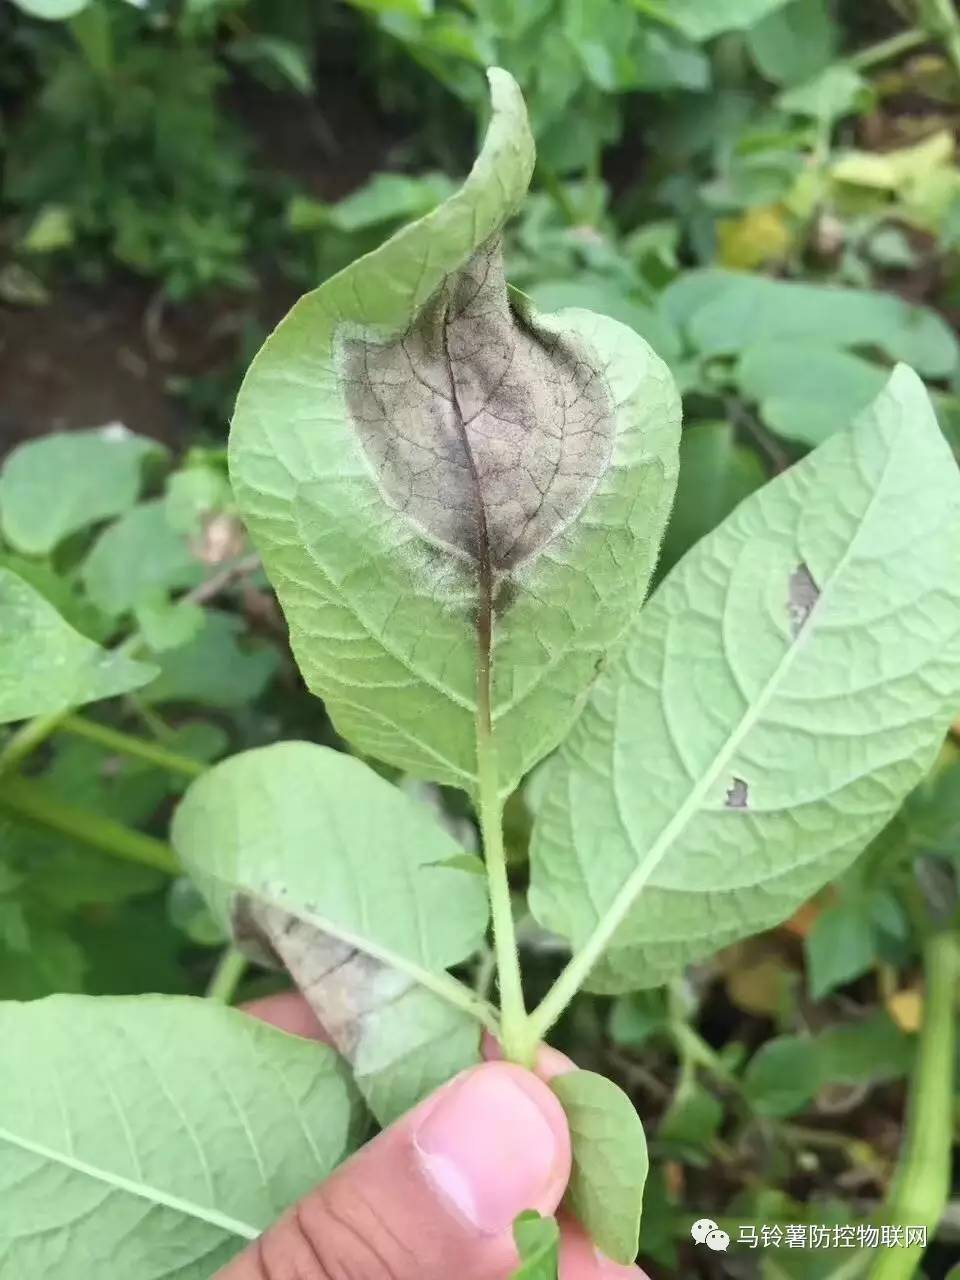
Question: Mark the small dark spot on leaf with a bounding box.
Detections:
[725,777,749,810]
[493,579,518,616]
[788,562,819,637]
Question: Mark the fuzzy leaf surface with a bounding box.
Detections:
[172,741,490,1122]
[530,367,960,990]
[551,1071,648,1265]
[229,68,679,795]
[0,995,363,1278]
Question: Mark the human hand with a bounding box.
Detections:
[216,994,650,1280]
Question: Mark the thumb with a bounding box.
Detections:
[217,1061,571,1280]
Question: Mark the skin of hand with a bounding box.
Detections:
[217,994,651,1280]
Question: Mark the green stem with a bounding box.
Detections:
[0,711,67,776]
[206,946,248,1003]
[476,631,529,1063]
[58,713,205,778]
[850,26,929,69]
[921,0,960,78]
[0,776,179,874]
[869,930,959,1280]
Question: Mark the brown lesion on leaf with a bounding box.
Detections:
[236,898,413,1062]
[725,777,749,810]
[340,235,615,573]
[788,562,820,637]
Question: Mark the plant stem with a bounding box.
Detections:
[921,0,960,79]
[0,710,66,776]
[869,930,959,1280]
[0,775,179,874]
[851,26,929,69]
[475,630,529,1063]
[206,946,248,1003]
[58,713,205,778]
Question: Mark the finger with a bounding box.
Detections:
[483,1036,650,1279]
[215,1061,572,1280]
[242,992,330,1043]
[482,1029,576,1080]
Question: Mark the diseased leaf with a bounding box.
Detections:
[172,741,490,1123]
[551,1071,648,1265]
[511,1211,561,1279]
[0,996,364,1278]
[662,269,957,377]
[0,427,163,556]
[82,500,204,617]
[229,68,679,796]
[530,367,960,990]
[0,569,157,724]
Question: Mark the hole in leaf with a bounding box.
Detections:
[725,777,749,809]
[788,562,819,637]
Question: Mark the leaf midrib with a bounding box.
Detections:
[572,435,896,974]
[0,1125,260,1242]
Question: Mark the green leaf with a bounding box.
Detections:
[229,68,679,796]
[736,342,889,446]
[746,0,837,85]
[172,741,490,1123]
[529,367,960,991]
[135,593,205,653]
[0,569,156,724]
[0,995,364,1278]
[82,501,204,617]
[778,64,870,122]
[743,1013,914,1116]
[664,269,958,377]
[551,1071,648,1265]
[7,0,89,17]
[805,901,876,999]
[525,279,683,365]
[511,1212,561,1279]
[142,610,279,707]
[743,1035,820,1116]
[658,422,766,574]
[0,427,163,556]
[660,0,791,41]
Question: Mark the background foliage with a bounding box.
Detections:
[2,1,960,1276]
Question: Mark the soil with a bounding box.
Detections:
[0,65,404,455]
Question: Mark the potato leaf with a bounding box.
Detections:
[0,569,157,724]
[0,995,364,1279]
[665,0,792,41]
[530,367,960,991]
[551,1071,648,1265]
[511,1212,561,1279]
[229,68,679,796]
[0,427,163,556]
[172,742,491,1123]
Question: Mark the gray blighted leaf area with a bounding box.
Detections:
[343,237,614,571]
[530,365,960,991]
[0,996,364,1280]
[230,69,681,793]
[248,902,483,1126]
[173,743,490,1121]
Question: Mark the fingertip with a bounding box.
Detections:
[412,1061,571,1234]
[242,992,330,1042]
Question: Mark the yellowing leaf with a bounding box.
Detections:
[717,204,793,269]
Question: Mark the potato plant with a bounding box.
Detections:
[2,69,960,1279]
